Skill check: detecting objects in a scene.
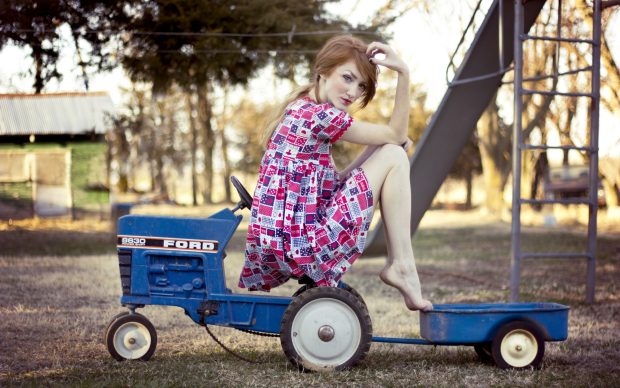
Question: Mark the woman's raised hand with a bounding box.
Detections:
[366,42,408,75]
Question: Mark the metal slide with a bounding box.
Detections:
[364,0,546,255]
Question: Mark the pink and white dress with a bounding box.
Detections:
[238,96,375,291]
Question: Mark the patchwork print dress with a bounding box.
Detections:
[238,96,375,291]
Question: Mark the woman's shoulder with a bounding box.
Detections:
[287,95,314,110]
[288,96,342,115]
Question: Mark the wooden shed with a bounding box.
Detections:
[0,92,115,218]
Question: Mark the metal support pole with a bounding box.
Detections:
[510,0,524,302]
[499,0,504,70]
[555,0,562,79]
[586,0,602,304]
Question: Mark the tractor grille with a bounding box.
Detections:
[117,249,132,295]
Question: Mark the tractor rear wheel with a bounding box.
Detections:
[280,287,372,372]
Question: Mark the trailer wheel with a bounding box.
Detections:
[474,343,493,364]
[105,313,157,361]
[492,320,544,369]
[281,287,372,372]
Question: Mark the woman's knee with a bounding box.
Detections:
[377,144,409,167]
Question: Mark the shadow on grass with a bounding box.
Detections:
[1,349,290,386]
[0,228,116,256]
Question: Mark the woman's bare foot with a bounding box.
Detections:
[380,263,433,311]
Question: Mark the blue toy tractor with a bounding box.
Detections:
[105,177,569,371]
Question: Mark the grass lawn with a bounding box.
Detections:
[0,209,618,387]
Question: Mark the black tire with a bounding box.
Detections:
[281,287,372,372]
[292,283,367,307]
[103,311,131,345]
[491,320,545,370]
[339,283,367,307]
[474,343,493,364]
[292,284,314,298]
[105,313,157,362]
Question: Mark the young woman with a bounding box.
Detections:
[238,35,432,311]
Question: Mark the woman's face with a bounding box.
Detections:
[318,60,368,111]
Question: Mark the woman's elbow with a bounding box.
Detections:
[384,126,407,145]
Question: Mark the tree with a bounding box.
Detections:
[2,0,395,204]
[449,134,482,209]
[0,1,64,93]
[109,83,190,201]
[111,0,383,203]
[229,96,276,181]
[476,96,512,213]
[474,1,619,214]
[0,0,127,93]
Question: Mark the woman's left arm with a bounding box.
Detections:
[368,41,410,140]
[339,43,411,146]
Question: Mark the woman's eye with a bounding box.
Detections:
[359,84,367,92]
[343,74,352,82]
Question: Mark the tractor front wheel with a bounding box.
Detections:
[105,312,157,361]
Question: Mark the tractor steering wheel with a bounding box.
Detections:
[231,176,253,210]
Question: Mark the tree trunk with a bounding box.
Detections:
[480,157,506,213]
[112,125,130,193]
[530,151,548,211]
[70,28,90,91]
[600,157,620,207]
[198,83,214,204]
[464,169,473,209]
[149,156,157,194]
[220,129,232,203]
[576,0,620,113]
[33,49,44,94]
[186,92,198,206]
[155,155,168,201]
[477,99,511,214]
[219,84,232,203]
[601,178,619,208]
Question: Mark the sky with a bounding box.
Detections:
[1,0,618,156]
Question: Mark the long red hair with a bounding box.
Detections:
[261,35,379,145]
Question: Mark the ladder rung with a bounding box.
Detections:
[522,66,593,83]
[522,34,595,45]
[521,198,593,205]
[521,252,593,260]
[521,89,595,98]
[521,144,596,152]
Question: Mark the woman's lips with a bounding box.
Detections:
[341,97,352,106]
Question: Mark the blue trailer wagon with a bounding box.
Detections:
[105,177,569,371]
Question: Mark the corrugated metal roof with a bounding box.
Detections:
[0,92,115,136]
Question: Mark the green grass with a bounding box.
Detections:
[0,210,618,387]
[69,142,109,208]
[0,182,33,202]
[0,142,109,215]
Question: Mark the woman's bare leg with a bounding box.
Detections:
[360,144,432,311]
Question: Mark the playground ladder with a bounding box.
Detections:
[510,0,608,304]
[365,0,547,255]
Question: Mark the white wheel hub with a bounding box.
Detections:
[291,298,361,368]
[113,321,152,360]
[500,329,538,367]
